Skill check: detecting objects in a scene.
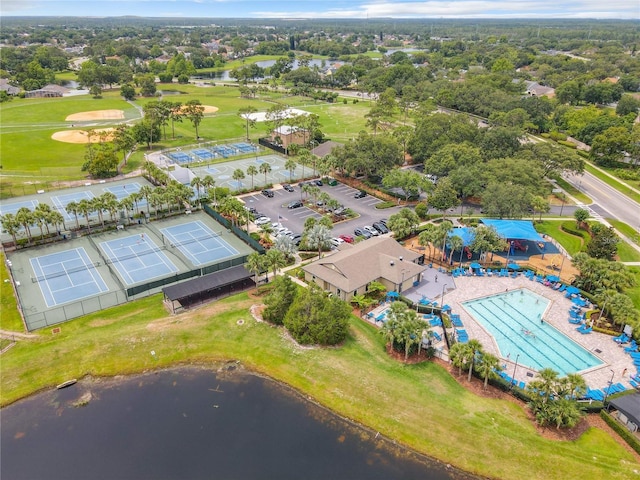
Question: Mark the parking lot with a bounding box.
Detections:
[240,180,398,239]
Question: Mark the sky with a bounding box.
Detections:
[2,0,638,19]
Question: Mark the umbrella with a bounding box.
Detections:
[442,304,452,312]
[470,262,481,269]
[566,286,580,295]
[507,263,521,270]
[546,275,560,282]
[386,291,399,298]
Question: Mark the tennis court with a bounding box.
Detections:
[99,234,179,285]
[30,247,109,307]
[168,151,192,163]
[212,145,235,158]
[51,191,95,220]
[192,148,215,160]
[231,142,258,153]
[161,220,239,266]
[0,199,39,216]
[104,182,141,200]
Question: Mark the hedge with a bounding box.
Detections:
[600,410,640,455]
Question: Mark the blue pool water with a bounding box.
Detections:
[463,289,602,376]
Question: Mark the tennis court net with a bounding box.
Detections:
[31,262,101,283]
[167,232,221,248]
[104,246,166,264]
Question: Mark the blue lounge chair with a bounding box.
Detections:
[586,389,605,401]
[432,332,442,342]
[518,381,526,389]
[630,379,640,389]
[568,318,582,325]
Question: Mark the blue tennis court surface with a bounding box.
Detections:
[0,199,39,216]
[30,248,108,307]
[104,182,141,200]
[51,191,95,220]
[206,167,220,174]
[161,220,238,266]
[232,142,257,153]
[192,149,215,160]
[168,152,192,163]
[99,234,178,285]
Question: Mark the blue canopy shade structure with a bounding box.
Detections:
[470,262,481,269]
[448,227,475,247]
[386,291,399,299]
[480,219,545,243]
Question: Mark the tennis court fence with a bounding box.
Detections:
[166,231,222,248]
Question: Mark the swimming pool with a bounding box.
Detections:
[462,289,602,376]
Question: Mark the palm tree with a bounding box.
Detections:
[48,211,65,233]
[449,343,471,376]
[466,339,484,382]
[284,158,297,182]
[259,162,272,185]
[190,176,203,204]
[232,168,245,191]
[149,192,163,219]
[100,192,119,223]
[297,148,311,179]
[258,223,274,246]
[246,165,258,190]
[15,207,34,243]
[436,220,453,264]
[560,373,587,399]
[476,353,501,390]
[33,207,48,239]
[306,224,332,259]
[120,197,134,223]
[448,235,464,266]
[1,213,21,246]
[139,185,153,216]
[201,175,216,206]
[418,224,437,260]
[65,201,80,229]
[273,234,297,260]
[528,368,560,404]
[76,199,94,233]
[246,252,267,284]
[265,248,286,278]
[91,196,106,227]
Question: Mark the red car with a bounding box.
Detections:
[339,234,354,244]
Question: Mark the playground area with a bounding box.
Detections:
[6,211,254,331]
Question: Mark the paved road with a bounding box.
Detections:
[564,171,640,235]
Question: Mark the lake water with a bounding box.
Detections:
[1,367,474,480]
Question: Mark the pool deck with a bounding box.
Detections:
[440,274,636,391]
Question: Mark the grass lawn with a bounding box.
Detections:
[626,266,640,310]
[551,175,592,204]
[0,84,370,197]
[534,220,588,256]
[607,218,640,248]
[1,292,637,480]
[0,253,23,331]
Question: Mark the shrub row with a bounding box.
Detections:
[600,410,640,455]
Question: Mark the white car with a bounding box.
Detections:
[254,216,271,226]
[330,237,345,248]
[363,225,379,236]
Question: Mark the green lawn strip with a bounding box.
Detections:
[534,220,587,256]
[625,267,640,311]
[606,218,640,248]
[584,163,640,204]
[0,292,636,479]
[551,175,592,204]
[0,253,23,331]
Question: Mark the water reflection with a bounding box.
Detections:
[1,367,474,480]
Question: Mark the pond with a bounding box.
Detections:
[1,367,476,480]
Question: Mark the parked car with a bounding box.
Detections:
[339,234,354,244]
[354,227,372,239]
[254,216,271,226]
[373,222,389,234]
[290,234,302,246]
[330,237,344,248]
[379,218,387,227]
[333,206,346,216]
[354,190,367,198]
[287,200,303,209]
[282,184,294,192]
[314,179,323,186]
[363,225,379,237]
[261,189,275,198]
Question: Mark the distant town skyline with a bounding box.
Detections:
[2,0,638,19]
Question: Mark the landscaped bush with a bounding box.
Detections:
[558,140,577,149]
[549,131,567,141]
[600,410,640,455]
[375,201,396,209]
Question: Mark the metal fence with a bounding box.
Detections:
[203,204,265,253]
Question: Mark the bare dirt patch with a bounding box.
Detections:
[179,105,218,115]
[52,128,115,144]
[65,109,124,121]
